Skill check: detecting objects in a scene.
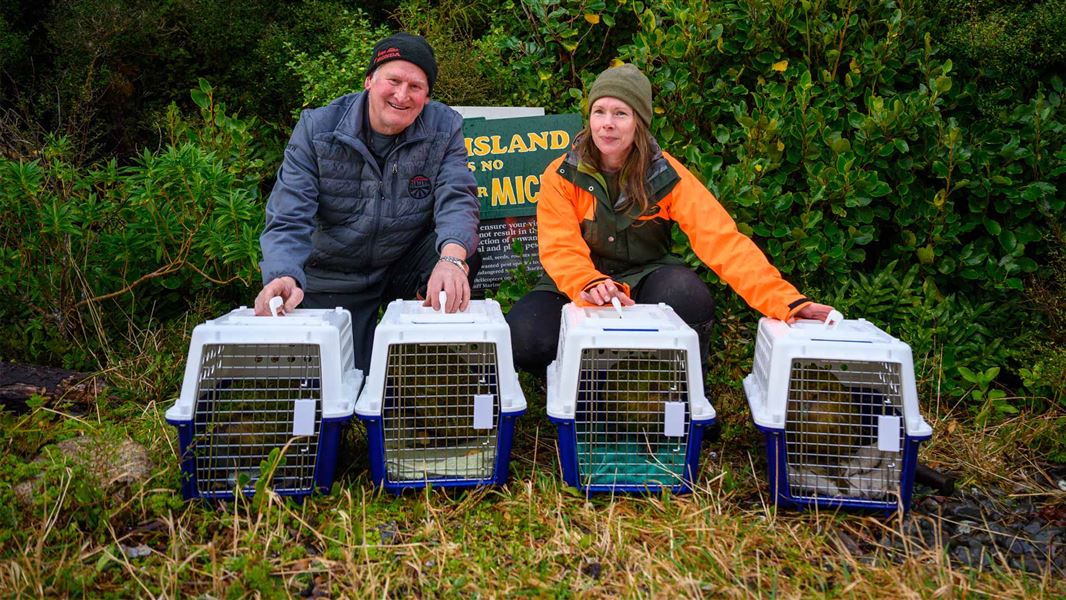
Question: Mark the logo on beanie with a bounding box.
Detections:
[375,47,402,64]
[408,175,432,199]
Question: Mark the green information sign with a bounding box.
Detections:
[463,114,583,293]
[463,114,583,219]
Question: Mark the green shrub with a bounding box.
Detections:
[0,83,275,369]
[616,0,1064,297]
[0,4,27,76]
[285,7,392,112]
[922,0,1066,114]
[392,0,512,107]
[474,0,641,112]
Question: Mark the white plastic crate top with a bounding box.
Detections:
[354,298,527,417]
[546,302,716,421]
[743,316,933,437]
[165,307,362,421]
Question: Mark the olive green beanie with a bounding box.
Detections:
[587,64,653,125]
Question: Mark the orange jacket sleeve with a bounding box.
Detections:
[662,153,810,320]
[536,157,631,303]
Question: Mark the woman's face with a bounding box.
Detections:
[589,97,637,170]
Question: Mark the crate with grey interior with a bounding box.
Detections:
[743,315,933,512]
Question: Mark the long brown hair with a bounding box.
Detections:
[574,115,654,217]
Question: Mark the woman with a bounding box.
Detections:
[506,64,834,375]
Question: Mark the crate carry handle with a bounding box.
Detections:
[824,309,843,329]
[269,296,284,317]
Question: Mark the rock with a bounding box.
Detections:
[835,530,862,555]
[1034,527,1062,544]
[1008,538,1036,555]
[952,546,980,568]
[917,497,941,513]
[1022,519,1045,536]
[376,521,400,544]
[121,544,152,559]
[13,436,153,507]
[951,501,984,521]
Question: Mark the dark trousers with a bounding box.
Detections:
[505,265,715,377]
[301,235,481,374]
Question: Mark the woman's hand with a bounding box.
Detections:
[788,302,836,324]
[579,280,636,306]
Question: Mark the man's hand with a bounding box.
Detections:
[579,280,635,307]
[254,276,304,316]
[423,244,470,313]
[788,302,836,324]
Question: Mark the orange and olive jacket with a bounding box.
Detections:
[535,143,812,320]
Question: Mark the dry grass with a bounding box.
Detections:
[0,389,1062,599]
[1,322,1063,597]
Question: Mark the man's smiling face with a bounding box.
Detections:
[364,60,430,136]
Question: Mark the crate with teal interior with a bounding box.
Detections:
[165,307,363,500]
[355,298,526,491]
[743,316,933,512]
[546,303,717,494]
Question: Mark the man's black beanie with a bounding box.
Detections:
[366,32,438,92]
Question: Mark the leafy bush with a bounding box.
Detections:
[476,0,640,112]
[612,1,1064,295]
[0,0,375,161]
[392,0,513,107]
[0,4,27,76]
[285,7,392,112]
[922,0,1066,114]
[0,82,276,369]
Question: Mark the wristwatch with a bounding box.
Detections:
[438,255,469,274]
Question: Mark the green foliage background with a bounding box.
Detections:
[0,0,1064,416]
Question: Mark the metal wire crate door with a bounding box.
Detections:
[190,343,323,495]
[784,359,905,501]
[575,348,691,487]
[382,342,501,482]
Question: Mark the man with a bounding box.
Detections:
[255,32,480,373]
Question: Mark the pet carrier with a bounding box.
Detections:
[546,302,717,494]
[743,315,933,512]
[165,306,362,500]
[355,297,526,492]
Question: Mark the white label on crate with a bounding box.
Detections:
[877,415,901,452]
[664,402,685,437]
[292,399,316,436]
[473,394,495,430]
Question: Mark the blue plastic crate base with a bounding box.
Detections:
[551,414,715,494]
[756,423,929,513]
[361,410,523,492]
[169,411,352,501]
